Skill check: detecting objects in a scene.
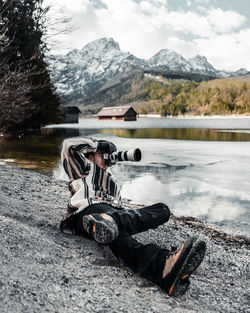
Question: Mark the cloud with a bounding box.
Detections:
[158,8,245,38]
[43,0,250,70]
[164,11,215,37]
[194,0,211,4]
[194,28,250,70]
[44,0,102,50]
[207,8,246,33]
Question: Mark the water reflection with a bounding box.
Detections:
[110,162,250,236]
[0,129,79,173]
[110,163,193,183]
[100,128,250,141]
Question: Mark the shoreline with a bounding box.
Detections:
[1,114,250,137]
[79,114,250,119]
[45,114,250,131]
[0,163,249,312]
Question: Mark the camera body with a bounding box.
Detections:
[103,148,142,166]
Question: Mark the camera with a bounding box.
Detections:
[103,148,142,166]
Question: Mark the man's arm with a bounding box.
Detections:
[61,137,98,180]
[61,137,118,212]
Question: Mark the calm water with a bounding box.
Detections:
[48,116,250,131]
[1,117,250,236]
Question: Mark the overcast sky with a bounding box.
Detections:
[44,0,250,71]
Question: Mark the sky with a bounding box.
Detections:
[43,0,250,71]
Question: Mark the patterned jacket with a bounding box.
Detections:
[61,137,122,214]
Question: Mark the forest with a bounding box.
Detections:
[123,75,250,116]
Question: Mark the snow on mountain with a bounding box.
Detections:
[187,55,218,76]
[48,38,145,102]
[147,49,193,72]
[234,68,249,76]
[47,37,249,104]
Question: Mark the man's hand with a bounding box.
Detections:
[97,140,117,155]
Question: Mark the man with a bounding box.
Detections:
[60,137,206,297]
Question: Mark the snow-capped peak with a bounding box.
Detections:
[148,49,193,71]
[188,55,216,73]
[81,37,120,53]
[235,68,249,75]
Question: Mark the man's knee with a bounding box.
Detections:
[155,202,171,221]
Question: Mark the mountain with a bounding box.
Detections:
[48,38,145,103]
[187,55,218,76]
[147,49,193,72]
[234,68,249,76]
[47,37,249,106]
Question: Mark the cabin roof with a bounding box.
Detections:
[97,106,137,117]
[62,106,81,114]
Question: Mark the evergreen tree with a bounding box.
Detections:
[0,0,60,132]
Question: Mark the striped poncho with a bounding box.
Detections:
[61,137,122,213]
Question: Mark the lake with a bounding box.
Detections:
[1,116,250,236]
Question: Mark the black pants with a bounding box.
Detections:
[74,202,171,288]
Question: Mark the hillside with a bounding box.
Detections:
[80,73,250,116]
[180,75,250,116]
[131,74,250,116]
[79,69,215,113]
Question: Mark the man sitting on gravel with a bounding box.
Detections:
[60,137,206,297]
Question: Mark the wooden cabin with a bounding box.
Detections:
[97,106,137,121]
[61,106,81,123]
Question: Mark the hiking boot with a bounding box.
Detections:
[82,213,119,244]
[162,237,206,296]
[60,212,77,235]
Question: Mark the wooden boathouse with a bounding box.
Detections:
[61,106,81,123]
[97,106,137,121]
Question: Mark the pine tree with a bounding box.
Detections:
[0,0,60,132]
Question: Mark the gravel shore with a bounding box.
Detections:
[0,164,249,313]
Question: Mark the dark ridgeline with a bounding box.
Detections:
[0,0,60,133]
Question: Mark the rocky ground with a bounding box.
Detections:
[0,164,249,313]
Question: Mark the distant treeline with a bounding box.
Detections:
[121,75,250,116]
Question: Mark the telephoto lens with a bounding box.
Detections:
[104,148,142,166]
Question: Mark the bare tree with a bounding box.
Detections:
[0,7,45,132]
[41,3,75,53]
[0,60,43,132]
[0,1,60,133]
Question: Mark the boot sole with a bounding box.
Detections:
[168,238,206,296]
[82,214,119,244]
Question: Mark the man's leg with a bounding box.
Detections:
[81,213,119,244]
[69,203,120,243]
[62,203,206,296]
[71,202,170,243]
[59,203,116,236]
[109,230,169,284]
[109,202,170,235]
[109,232,206,296]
